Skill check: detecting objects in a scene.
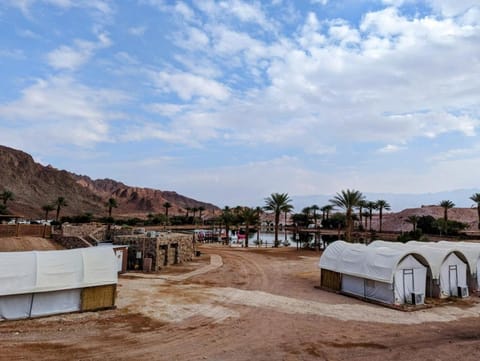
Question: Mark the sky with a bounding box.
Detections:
[0,0,479,208]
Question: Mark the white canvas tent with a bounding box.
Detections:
[369,240,469,298]
[436,241,480,291]
[319,241,427,305]
[0,247,117,320]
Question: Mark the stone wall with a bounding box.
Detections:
[113,232,195,271]
[52,234,92,249]
[61,223,106,239]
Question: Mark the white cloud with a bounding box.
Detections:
[145,103,186,116]
[0,76,128,149]
[0,49,25,59]
[7,0,113,16]
[378,144,406,153]
[128,26,147,36]
[46,33,111,70]
[427,0,479,17]
[150,70,230,101]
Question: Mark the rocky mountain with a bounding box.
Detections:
[0,145,218,219]
[369,206,478,232]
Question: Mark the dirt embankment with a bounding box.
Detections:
[0,236,63,252]
[2,246,480,361]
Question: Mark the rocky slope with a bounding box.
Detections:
[0,145,218,219]
[370,206,478,232]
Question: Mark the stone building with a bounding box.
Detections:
[112,230,195,272]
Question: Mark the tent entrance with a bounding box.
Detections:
[402,269,414,304]
[449,265,458,296]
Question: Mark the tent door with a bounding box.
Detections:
[448,265,458,296]
[115,250,123,272]
[402,269,414,303]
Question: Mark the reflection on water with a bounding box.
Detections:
[231,231,315,248]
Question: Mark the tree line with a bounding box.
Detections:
[2,188,480,244]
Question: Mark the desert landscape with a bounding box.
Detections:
[2,245,480,361]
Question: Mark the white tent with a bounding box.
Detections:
[319,241,427,305]
[436,241,480,291]
[0,247,117,320]
[369,240,469,298]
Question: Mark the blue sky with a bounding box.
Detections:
[0,0,479,208]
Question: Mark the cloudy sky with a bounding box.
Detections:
[0,0,479,207]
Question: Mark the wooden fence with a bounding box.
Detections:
[0,224,52,238]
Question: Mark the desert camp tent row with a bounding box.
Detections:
[318,240,479,306]
[0,247,118,320]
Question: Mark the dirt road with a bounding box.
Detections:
[2,246,480,360]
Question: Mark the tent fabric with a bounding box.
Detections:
[436,241,480,276]
[0,290,81,320]
[319,240,426,283]
[319,241,428,305]
[439,253,468,297]
[369,240,467,280]
[0,247,117,296]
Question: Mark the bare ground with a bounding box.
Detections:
[0,236,63,252]
[2,245,480,360]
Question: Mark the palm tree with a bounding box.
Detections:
[321,205,333,221]
[220,206,233,245]
[376,199,391,232]
[264,193,292,247]
[357,200,367,228]
[311,205,320,227]
[185,207,191,218]
[470,193,480,229]
[439,200,455,234]
[41,204,55,222]
[302,206,312,220]
[283,203,294,244]
[330,189,364,242]
[405,215,420,232]
[239,207,260,248]
[366,201,377,231]
[163,202,172,221]
[310,204,320,248]
[198,206,206,224]
[106,198,118,217]
[1,190,14,206]
[192,207,198,219]
[54,196,68,222]
[255,206,263,246]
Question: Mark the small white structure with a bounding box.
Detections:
[436,241,480,291]
[0,247,117,320]
[319,241,428,305]
[370,240,470,298]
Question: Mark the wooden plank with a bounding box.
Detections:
[81,285,116,311]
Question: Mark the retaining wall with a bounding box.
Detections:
[0,224,52,238]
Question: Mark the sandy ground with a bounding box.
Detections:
[2,245,480,360]
[0,236,62,251]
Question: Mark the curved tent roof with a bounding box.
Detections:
[368,240,468,279]
[319,241,426,283]
[436,241,480,275]
[0,247,117,296]
[406,241,469,278]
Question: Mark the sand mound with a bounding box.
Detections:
[0,236,63,252]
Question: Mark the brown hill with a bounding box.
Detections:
[0,145,219,219]
[370,205,478,232]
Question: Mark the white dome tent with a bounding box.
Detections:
[436,241,480,291]
[369,240,470,298]
[319,241,428,306]
[0,247,117,320]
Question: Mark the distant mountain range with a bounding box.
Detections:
[0,145,219,219]
[292,189,480,212]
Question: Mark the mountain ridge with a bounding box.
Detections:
[0,145,219,218]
